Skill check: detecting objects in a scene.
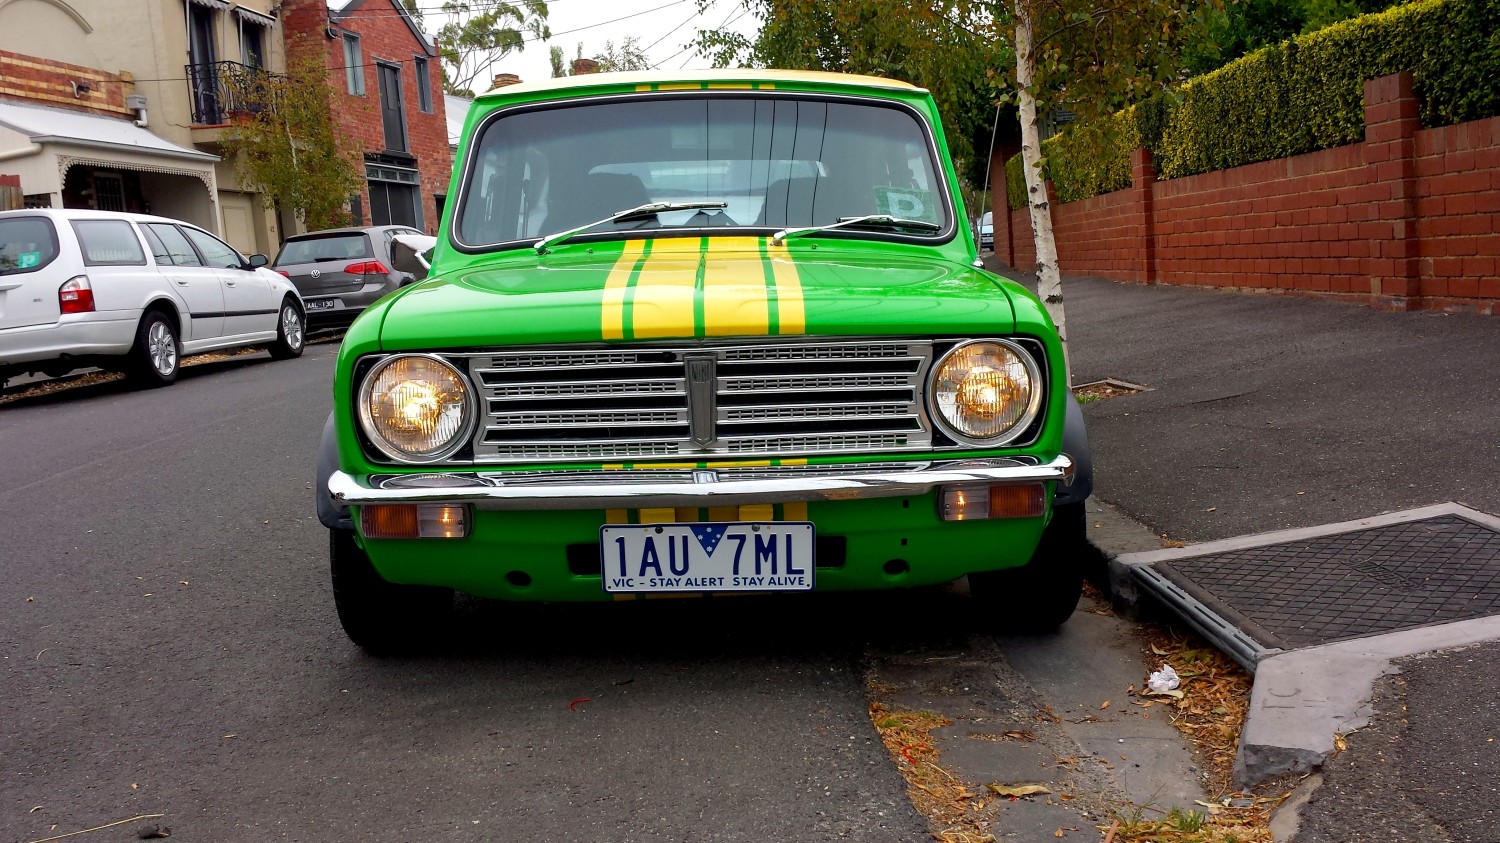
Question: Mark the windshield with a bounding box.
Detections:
[274,233,372,266]
[455,95,950,248]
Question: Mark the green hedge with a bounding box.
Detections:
[1004,153,1026,210]
[1003,0,1500,201]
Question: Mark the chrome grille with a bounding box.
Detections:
[466,340,932,464]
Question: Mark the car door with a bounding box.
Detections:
[0,214,64,331]
[181,226,277,337]
[141,222,223,340]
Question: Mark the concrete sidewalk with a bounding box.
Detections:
[996,267,1500,842]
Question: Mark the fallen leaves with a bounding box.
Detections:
[869,703,997,843]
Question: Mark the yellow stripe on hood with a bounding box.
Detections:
[703,237,771,336]
[630,237,702,339]
[602,239,646,340]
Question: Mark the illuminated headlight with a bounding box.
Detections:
[358,354,475,462]
[928,339,1043,444]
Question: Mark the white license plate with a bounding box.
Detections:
[600,522,815,593]
[305,299,338,310]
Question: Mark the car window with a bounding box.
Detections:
[457,95,949,247]
[181,227,245,269]
[71,220,147,266]
[0,216,59,276]
[274,234,373,265]
[142,223,204,267]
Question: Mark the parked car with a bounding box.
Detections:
[978,211,994,251]
[315,69,1093,654]
[272,226,425,328]
[0,209,304,392]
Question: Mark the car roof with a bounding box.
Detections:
[0,208,208,228]
[283,225,414,240]
[476,68,924,101]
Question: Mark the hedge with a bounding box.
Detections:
[1003,0,1500,205]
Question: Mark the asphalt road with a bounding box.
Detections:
[0,346,928,842]
[1035,274,1500,543]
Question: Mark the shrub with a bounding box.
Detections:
[1002,0,1500,196]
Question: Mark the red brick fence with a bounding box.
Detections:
[994,72,1499,314]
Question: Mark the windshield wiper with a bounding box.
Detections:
[772,214,943,243]
[533,201,729,254]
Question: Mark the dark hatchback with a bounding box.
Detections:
[271,226,425,327]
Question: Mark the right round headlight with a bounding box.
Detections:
[358,354,475,462]
[928,339,1043,445]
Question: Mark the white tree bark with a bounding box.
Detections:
[1013,2,1070,382]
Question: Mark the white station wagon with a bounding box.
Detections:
[0,209,305,392]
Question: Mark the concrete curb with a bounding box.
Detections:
[1105,502,1500,789]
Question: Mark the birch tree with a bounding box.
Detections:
[995,0,1213,369]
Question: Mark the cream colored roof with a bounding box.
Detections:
[477,68,924,100]
[0,101,218,162]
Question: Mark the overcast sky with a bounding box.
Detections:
[412,0,762,89]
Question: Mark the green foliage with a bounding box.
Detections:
[690,1,1004,178]
[1183,0,1405,75]
[1005,152,1027,210]
[1006,0,1500,199]
[437,1,550,96]
[594,36,653,72]
[1043,111,1140,202]
[222,56,364,230]
[1157,0,1500,177]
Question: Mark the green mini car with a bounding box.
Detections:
[316,69,1093,654]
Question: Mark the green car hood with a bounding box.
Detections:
[376,236,1018,348]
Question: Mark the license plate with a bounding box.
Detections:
[600,522,815,593]
[305,299,338,310]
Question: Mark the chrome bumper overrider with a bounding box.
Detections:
[328,455,1074,511]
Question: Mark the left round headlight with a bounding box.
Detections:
[928,339,1043,445]
[358,354,475,462]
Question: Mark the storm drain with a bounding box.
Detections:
[1121,504,1500,670]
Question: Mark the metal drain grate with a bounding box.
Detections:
[1123,505,1500,669]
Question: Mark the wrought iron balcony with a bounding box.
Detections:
[186,60,280,126]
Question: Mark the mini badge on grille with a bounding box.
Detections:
[686,353,717,448]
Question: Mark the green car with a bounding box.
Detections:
[316,69,1094,654]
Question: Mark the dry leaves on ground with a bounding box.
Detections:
[868,703,999,843]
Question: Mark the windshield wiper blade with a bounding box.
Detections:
[772,214,942,243]
[533,201,729,254]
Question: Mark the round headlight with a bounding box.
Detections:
[358,355,475,462]
[929,339,1043,444]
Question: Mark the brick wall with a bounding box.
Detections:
[1003,72,1500,315]
[0,50,132,118]
[283,0,452,234]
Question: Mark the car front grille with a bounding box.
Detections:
[465,339,933,464]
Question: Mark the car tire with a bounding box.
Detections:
[968,501,1087,632]
[127,310,180,388]
[268,298,305,360]
[330,528,453,656]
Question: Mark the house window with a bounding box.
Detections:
[415,56,433,113]
[343,33,364,95]
[377,62,408,152]
[242,22,266,71]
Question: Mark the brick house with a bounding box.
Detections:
[282,0,451,233]
[0,0,289,253]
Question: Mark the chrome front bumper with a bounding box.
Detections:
[328,455,1074,511]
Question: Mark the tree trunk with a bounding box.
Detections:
[1013,1,1070,382]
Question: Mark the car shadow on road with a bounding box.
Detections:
[420,586,991,666]
[0,354,278,409]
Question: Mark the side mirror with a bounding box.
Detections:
[247,253,269,268]
[390,234,437,281]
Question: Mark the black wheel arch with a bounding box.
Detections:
[1056,392,1093,506]
[316,412,353,530]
